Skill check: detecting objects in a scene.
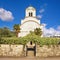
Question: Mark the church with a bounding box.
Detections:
[18,6,43,37]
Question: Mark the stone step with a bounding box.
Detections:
[27,51,34,56]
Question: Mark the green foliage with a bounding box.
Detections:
[0,27,15,37]
[13,24,20,37]
[34,28,42,36]
[0,34,60,46]
[0,36,2,44]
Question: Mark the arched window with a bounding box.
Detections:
[31,12,33,16]
[29,12,33,17]
[29,12,30,16]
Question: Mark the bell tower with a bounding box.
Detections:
[25,6,36,17]
[18,6,43,37]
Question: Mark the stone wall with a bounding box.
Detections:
[0,44,24,57]
[36,45,60,57]
[0,44,60,57]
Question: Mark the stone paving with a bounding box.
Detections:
[0,57,60,60]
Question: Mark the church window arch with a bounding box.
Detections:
[29,12,30,16]
[31,12,33,16]
[29,12,33,17]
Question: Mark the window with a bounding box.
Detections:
[29,12,33,17]
[31,12,33,16]
[29,13,30,16]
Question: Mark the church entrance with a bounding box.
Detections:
[26,41,36,56]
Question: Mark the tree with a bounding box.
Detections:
[0,27,15,37]
[34,28,42,36]
[13,24,20,37]
[0,28,3,37]
[2,27,11,37]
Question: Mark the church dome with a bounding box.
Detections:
[26,6,36,11]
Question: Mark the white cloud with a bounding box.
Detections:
[57,26,60,30]
[0,8,14,21]
[39,9,45,13]
[37,7,45,19]
[43,27,56,36]
[42,23,47,27]
[37,15,42,19]
[37,3,47,19]
[42,23,60,37]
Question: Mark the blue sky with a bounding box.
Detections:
[0,0,60,32]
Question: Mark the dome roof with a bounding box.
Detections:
[26,6,36,11]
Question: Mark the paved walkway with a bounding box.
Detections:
[0,57,60,60]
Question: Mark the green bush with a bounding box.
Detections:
[0,34,60,46]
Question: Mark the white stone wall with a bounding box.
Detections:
[21,21,40,31]
[18,18,41,37]
[0,44,60,57]
[21,17,40,24]
[36,45,60,57]
[0,44,24,56]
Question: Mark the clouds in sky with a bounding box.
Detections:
[43,23,60,37]
[37,8,45,19]
[37,3,60,37]
[37,9,44,19]
[37,15,42,19]
[57,26,60,30]
[0,8,14,21]
[37,3,47,19]
[39,9,45,13]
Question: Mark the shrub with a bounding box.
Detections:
[0,34,60,46]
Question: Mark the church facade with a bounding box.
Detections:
[18,6,43,37]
